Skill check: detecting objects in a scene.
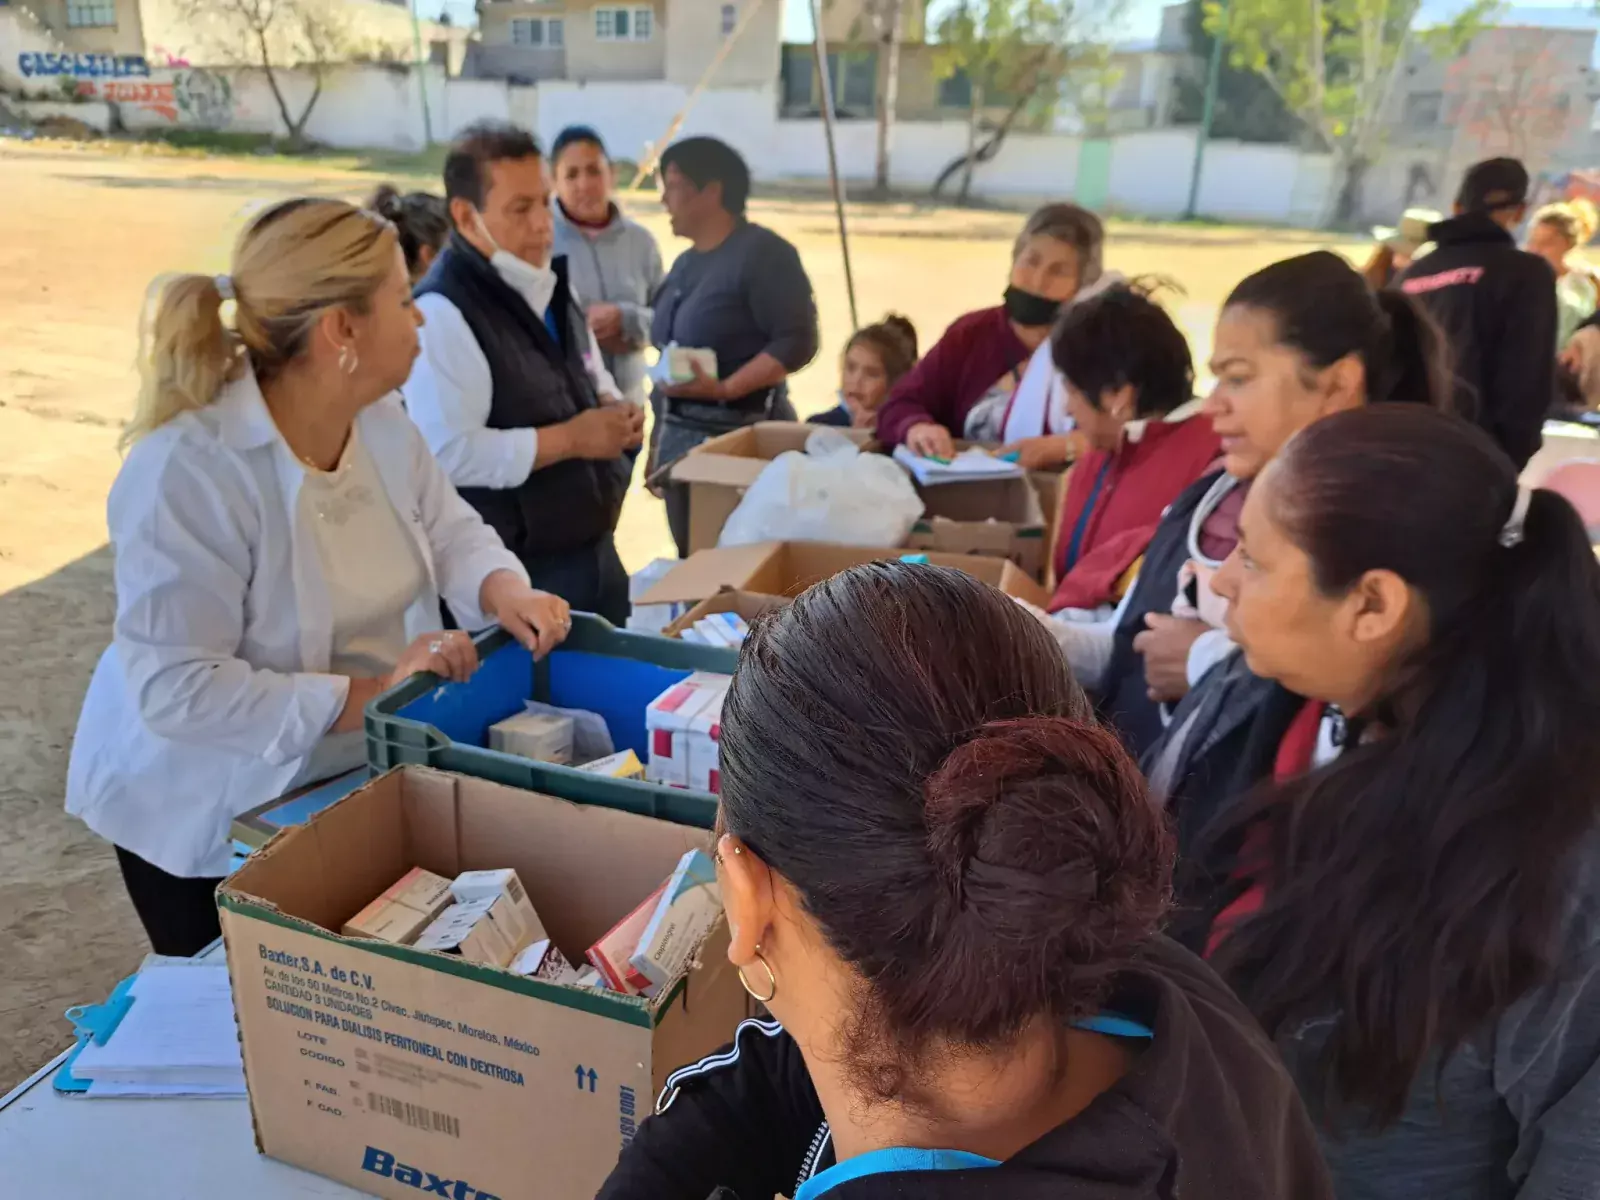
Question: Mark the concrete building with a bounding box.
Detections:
[5,0,463,74]
[471,0,781,87]
[10,0,147,58]
[1370,9,1600,215]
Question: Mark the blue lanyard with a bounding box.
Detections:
[1062,458,1112,571]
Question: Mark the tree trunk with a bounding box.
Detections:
[1333,152,1369,229]
[284,70,324,151]
[873,0,902,196]
[960,82,983,203]
[255,27,298,146]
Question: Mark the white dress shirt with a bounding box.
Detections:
[65,368,528,878]
[406,283,621,493]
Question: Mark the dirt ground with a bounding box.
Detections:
[0,139,1363,1089]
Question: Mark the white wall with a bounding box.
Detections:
[1106,130,1196,217]
[0,23,1367,227]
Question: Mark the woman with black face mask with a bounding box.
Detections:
[878,204,1104,460]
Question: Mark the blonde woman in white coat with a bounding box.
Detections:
[68,197,571,956]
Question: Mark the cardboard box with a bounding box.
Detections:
[587,882,669,995]
[644,672,732,788]
[575,750,646,780]
[219,767,748,1200]
[667,422,877,554]
[685,686,724,795]
[342,868,454,945]
[905,473,1048,580]
[488,712,574,765]
[662,589,790,639]
[630,850,722,994]
[637,541,1050,611]
[415,897,518,968]
[1030,467,1069,588]
[450,869,547,956]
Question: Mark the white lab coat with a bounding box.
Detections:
[65,368,528,878]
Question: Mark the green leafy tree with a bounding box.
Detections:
[932,0,1124,201]
[1205,0,1493,223]
[1169,0,1300,142]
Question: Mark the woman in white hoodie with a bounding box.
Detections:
[67,198,570,956]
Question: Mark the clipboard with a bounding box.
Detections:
[229,767,371,854]
[53,947,231,1096]
[53,973,140,1094]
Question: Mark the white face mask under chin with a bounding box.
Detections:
[475,214,556,316]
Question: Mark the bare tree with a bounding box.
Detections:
[1444,28,1579,178]
[932,0,1121,203]
[861,0,907,195]
[176,0,364,150]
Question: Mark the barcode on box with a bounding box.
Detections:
[369,1092,461,1138]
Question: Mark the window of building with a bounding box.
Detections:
[939,70,973,109]
[595,6,653,41]
[510,17,564,47]
[1403,91,1442,128]
[839,51,876,112]
[721,3,737,35]
[66,0,117,27]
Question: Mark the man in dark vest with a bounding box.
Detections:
[407,120,643,625]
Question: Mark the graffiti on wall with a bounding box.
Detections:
[17,52,150,79]
[74,69,235,128]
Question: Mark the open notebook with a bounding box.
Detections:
[892,445,1025,485]
[59,956,245,1098]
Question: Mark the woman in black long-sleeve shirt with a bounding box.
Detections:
[650,136,820,556]
[600,562,1334,1200]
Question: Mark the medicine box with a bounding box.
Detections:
[644,672,731,788]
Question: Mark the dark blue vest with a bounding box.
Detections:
[415,234,628,561]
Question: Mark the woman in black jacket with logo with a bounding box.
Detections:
[599,561,1333,1200]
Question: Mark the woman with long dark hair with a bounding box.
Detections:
[1203,405,1600,1197]
[600,562,1334,1200]
[1048,251,1448,758]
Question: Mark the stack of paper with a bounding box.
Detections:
[69,959,245,1097]
[892,444,1025,485]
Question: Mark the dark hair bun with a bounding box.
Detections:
[367,183,403,220]
[881,313,918,359]
[922,717,1172,1012]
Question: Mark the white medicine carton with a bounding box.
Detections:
[644,672,731,789]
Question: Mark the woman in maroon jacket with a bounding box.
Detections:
[1045,283,1222,612]
[877,204,1103,456]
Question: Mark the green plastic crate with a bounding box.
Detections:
[365,616,736,829]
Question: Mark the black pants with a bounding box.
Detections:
[662,393,797,558]
[523,533,630,627]
[115,845,224,957]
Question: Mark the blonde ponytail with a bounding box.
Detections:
[122,197,397,449]
[124,273,241,450]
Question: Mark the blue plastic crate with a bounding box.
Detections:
[365,616,736,829]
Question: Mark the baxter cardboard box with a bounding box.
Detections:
[637,541,1050,611]
[662,589,791,639]
[667,422,877,553]
[219,766,748,1200]
[1031,467,1068,587]
[905,473,1049,580]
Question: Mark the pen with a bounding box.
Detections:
[926,455,952,465]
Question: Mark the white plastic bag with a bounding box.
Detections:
[718,431,925,548]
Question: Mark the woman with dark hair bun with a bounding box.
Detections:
[600,563,1334,1200]
[1198,405,1600,1198]
[367,184,449,282]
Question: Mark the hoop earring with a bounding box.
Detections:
[338,346,358,375]
[737,946,777,1004]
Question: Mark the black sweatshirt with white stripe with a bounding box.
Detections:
[597,936,1335,1200]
